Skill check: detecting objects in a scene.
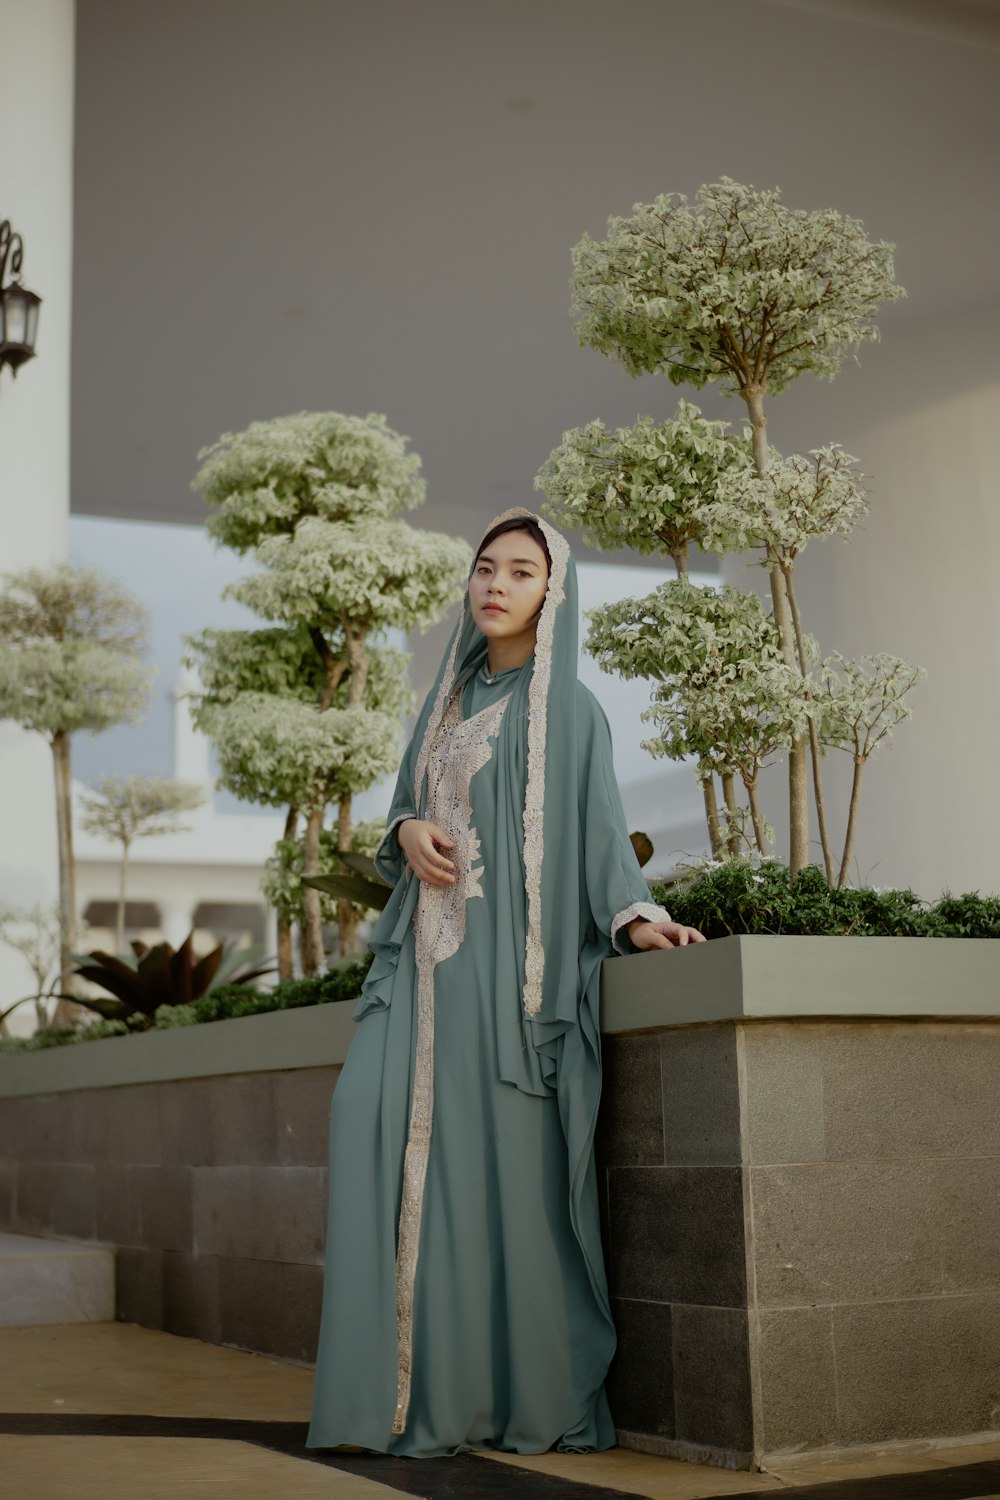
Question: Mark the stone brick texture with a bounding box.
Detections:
[0,1065,339,1363]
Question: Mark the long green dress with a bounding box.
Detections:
[305,510,668,1458]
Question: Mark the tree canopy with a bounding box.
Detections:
[570,176,905,397]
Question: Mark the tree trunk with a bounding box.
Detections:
[699,773,723,859]
[300,804,326,975]
[333,622,370,956]
[767,561,810,875]
[276,805,299,981]
[742,383,809,877]
[721,772,741,858]
[50,730,83,1028]
[783,564,836,883]
[276,919,295,982]
[336,791,359,957]
[838,755,865,889]
[743,776,769,857]
[344,625,370,709]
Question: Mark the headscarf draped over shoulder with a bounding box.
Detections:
[366,504,666,1071]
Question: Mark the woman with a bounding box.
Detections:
[305,506,705,1459]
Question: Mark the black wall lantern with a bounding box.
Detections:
[0,219,42,381]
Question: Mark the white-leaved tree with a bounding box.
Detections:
[534,400,746,576]
[564,176,908,876]
[694,442,872,879]
[813,653,925,884]
[78,773,207,955]
[586,580,811,858]
[260,817,386,961]
[538,177,921,883]
[0,564,153,1020]
[0,900,93,1035]
[189,411,471,972]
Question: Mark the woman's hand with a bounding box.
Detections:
[627,919,706,951]
[397,818,457,886]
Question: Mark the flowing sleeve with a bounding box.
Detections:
[577,685,670,955]
[372,725,421,886]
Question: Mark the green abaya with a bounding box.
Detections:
[305,510,668,1458]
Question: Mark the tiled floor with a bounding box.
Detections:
[4,1322,1000,1499]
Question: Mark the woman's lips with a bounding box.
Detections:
[482,604,506,613]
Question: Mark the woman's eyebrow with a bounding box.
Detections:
[477,553,539,567]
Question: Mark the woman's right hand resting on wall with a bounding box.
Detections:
[398,818,457,886]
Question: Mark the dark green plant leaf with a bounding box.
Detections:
[337,852,385,884]
[302,873,391,910]
[187,940,224,1001]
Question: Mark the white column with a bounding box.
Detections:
[157,895,199,952]
[173,663,213,797]
[0,0,76,1033]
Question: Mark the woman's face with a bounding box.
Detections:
[469,528,550,644]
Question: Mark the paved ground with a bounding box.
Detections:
[3,1322,1000,1499]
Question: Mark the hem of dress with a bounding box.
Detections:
[307,1433,618,1458]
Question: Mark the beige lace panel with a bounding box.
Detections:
[521,518,569,1016]
[392,687,512,1436]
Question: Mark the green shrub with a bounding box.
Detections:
[187,954,374,1022]
[651,860,1000,939]
[0,1015,134,1054]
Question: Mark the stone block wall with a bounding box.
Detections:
[596,1025,753,1465]
[595,1019,1000,1465]
[0,1065,339,1362]
[4,1009,1000,1466]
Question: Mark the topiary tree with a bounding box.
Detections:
[535,400,746,577]
[566,176,906,874]
[183,624,410,975]
[693,441,877,879]
[190,412,471,970]
[261,818,388,968]
[586,578,811,859]
[0,900,92,1034]
[78,773,208,955]
[0,564,152,1020]
[813,652,924,885]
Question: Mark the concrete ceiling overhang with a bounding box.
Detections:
[69,0,1000,549]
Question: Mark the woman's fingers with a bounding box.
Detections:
[414,825,456,884]
[398,820,457,884]
[634,922,707,949]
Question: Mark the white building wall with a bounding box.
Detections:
[0,0,76,1018]
[723,301,1000,898]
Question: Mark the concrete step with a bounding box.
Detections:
[0,1231,115,1327]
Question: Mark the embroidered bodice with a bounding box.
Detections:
[394,685,512,1435]
[413,688,512,972]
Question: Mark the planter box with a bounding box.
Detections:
[2,936,999,1467]
[596,936,1000,1468]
